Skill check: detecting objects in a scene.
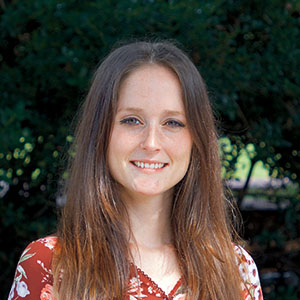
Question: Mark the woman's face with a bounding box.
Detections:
[108,64,193,199]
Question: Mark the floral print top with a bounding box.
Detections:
[8,236,263,300]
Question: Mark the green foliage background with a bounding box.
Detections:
[1,0,300,299]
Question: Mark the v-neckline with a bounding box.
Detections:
[130,263,182,299]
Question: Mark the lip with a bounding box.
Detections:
[130,160,168,171]
[131,160,168,164]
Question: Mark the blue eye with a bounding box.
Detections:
[120,117,142,126]
[165,120,185,128]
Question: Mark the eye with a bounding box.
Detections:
[164,119,185,128]
[120,117,142,126]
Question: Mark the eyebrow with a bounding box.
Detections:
[117,107,143,113]
[117,107,185,116]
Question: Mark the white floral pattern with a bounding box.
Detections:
[235,245,264,300]
[16,281,30,297]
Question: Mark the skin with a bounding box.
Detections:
[108,64,193,294]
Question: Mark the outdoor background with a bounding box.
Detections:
[1,1,300,299]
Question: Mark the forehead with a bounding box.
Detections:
[117,64,185,112]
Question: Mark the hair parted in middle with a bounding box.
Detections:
[53,40,245,300]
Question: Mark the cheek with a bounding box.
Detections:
[172,134,193,160]
[108,128,135,166]
[109,128,127,153]
[107,129,122,175]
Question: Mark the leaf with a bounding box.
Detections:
[18,252,36,264]
[17,264,27,279]
[20,247,31,258]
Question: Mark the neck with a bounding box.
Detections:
[121,189,174,248]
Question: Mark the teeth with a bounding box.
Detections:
[133,161,165,169]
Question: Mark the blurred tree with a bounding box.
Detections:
[1,0,299,298]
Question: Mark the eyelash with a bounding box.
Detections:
[120,117,142,126]
[120,117,185,128]
[164,120,185,128]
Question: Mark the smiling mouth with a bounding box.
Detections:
[130,161,168,169]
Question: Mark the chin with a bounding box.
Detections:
[134,189,163,196]
[133,185,173,198]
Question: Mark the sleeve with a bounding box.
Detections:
[234,245,264,300]
[7,236,57,300]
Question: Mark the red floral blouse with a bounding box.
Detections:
[8,236,263,300]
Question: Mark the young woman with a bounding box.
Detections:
[8,41,263,300]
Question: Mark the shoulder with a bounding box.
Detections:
[17,236,58,275]
[8,236,58,300]
[27,235,58,254]
[234,245,264,300]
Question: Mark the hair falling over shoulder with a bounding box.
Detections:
[52,40,249,300]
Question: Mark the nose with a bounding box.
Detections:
[140,124,161,152]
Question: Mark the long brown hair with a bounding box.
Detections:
[53,41,245,300]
